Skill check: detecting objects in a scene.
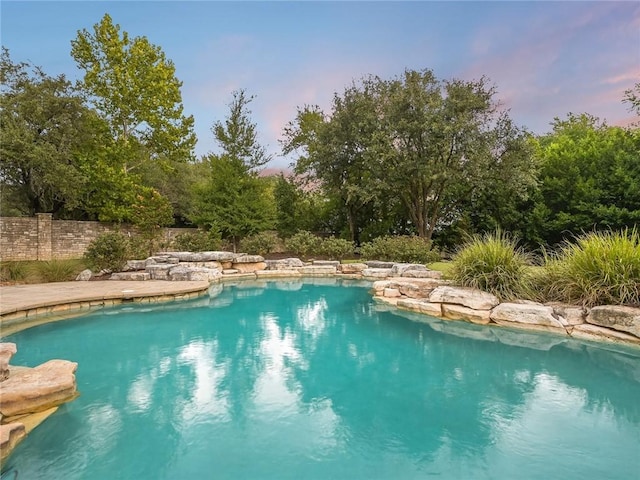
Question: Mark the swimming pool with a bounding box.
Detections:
[4,280,640,479]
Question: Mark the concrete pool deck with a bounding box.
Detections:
[0,281,210,334]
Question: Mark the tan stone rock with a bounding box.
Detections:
[490,303,565,330]
[0,422,25,463]
[586,305,640,338]
[362,268,393,279]
[396,299,442,317]
[570,324,640,346]
[255,269,301,278]
[429,286,499,310]
[233,254,265,263]
[418,302,443,317]
[338,263,367,274]
[397,280,441,299]
[297,266,337,275]
[0,359,78,417]
[442,304,492,325]
[396,298,423,312]
[383,288,402,298]
[0,343,17,382]
[231,262,267,273]
[547,303,586,326]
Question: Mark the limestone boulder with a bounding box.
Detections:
[547,303,586,326]
[178,261,223,270]
[110,272,150,281]
[233,254,265,264]
[390,263,427,276]
[75,269,93,281]
[362,268,393,279]
[397,280,441,299]
[490,303,565,330]
[366,261,395,269]
[297,265,337,275]
[256,269,301,278]
[0,343,17,382]
[145,264,173,280]
[397,299,442,317]
[167,266,191,281]
[570,324,640,346]
[383,288,402,298]
[123,260,147,271]
[429,286,499,310]
[402,269,443,279]
[313,260,340,267]
[1,422,26,463]
[185,268,222,282]
[586,305,640,338]
[231,262,267,273]
[338,263,367,274]
[442,304,492,325]
[266,258,304,270]
[0,359,78,417]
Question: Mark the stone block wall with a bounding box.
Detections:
[0,215,196,261]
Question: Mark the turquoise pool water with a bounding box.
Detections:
[3,280,640,479]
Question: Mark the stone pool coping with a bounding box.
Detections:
[0,280,210,332]
[1,275,639,350]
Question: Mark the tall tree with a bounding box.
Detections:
[71,13,196,171]
[285,70,534,244]
[0,48,104,217]
[212,89,271,170]
[531,113,640,245]
[377,70,533,242]
[283,85,384,243]
[189,90,275,249]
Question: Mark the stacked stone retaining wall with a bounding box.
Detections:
[0,215,195,261]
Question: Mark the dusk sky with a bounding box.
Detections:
[2,1,639,168]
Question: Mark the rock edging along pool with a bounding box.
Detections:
[2,280,640,479]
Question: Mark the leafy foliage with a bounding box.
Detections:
[83,232,130,272]
[285,70,534,243]
[0,48,104,217]
[285,231,323,258]
[360,236,440,263]
[212,89,271,170]
[71,13,195,164]
[240,231,279,255]
[530,114,640,245]
[172,229,222,252]
[319,237,355,260]
[539,229,640,307]
[450,231,533,301]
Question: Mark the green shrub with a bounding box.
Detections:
[450,231,533,301]
[84,232,130,272]
[539,229,640,307]
[0,261,31,282]
[319,237,355,260]
[240,232,279,255]
[359,235,440,264]
[172,229,222,252]
[35,259,85,283]
[285,230,323,258]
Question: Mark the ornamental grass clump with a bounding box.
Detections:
[35,259,85,283]
[451,231,533,302]
[540,229,640,307]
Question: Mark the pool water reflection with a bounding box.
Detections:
[4,280,640,479]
